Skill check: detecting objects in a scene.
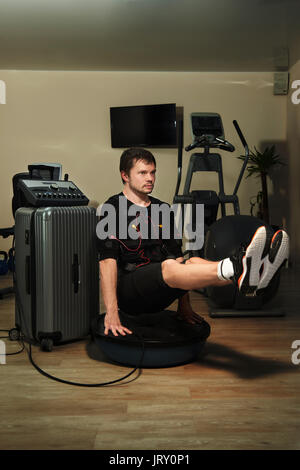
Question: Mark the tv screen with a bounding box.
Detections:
[110,103,177,148]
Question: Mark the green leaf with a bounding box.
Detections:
[238,144,285,178]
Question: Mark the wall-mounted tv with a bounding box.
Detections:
[110,103,177,148]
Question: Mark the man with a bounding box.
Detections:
[97,148,289,336]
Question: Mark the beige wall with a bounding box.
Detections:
[287,60,300,266]
[0,70,287,253]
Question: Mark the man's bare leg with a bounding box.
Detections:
[177,291,204,324]
[162,258,231,291]
[162,224,282,293]
[185,256,214,265]
[176,257,231,324]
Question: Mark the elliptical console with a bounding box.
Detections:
[174,113,246,231]
[186,112,235,153]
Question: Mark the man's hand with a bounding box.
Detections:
[104,311,132,336]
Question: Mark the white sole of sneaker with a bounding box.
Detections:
[238,226,270,293]
[257,230,289,291]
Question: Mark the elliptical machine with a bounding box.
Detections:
[174,113,283,317]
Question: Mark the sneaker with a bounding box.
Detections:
[230,225,273,295]
[256,229,289,294]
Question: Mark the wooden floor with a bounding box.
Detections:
[0,266,299,451]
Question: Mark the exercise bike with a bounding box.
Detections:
[174,112,283,318]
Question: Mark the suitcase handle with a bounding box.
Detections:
[25,256,31,294]
[72,254,80,293]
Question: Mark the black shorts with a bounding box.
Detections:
[117,262,187,315]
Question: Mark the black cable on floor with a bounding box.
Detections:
[0,332,25,355]
[1,326,145,386]
[8,232,146,387]
[24,335,145,388]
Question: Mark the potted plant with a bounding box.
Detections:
[238,145,285,225]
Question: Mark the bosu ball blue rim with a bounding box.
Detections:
[92,310,211,368]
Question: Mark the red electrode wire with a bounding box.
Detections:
[109,214,151,268]
[109,209,177,269]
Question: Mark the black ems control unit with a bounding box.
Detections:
[17,179,89,207]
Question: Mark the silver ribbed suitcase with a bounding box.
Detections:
[14,206,99,351]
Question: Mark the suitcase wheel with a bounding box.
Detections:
[40,338,53,352]
[9,328,21,342]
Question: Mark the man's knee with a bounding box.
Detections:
[186,257,199,264]
[161,259,178,288]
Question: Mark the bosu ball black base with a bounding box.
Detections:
[91,310,211,368]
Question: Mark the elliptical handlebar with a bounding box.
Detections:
[184,135,207,152]
[232,119,250,196]
[185,136,235,153]
[215,137,235,152]
[233,120,248,150]
[184,141,200,152]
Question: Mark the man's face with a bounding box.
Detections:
[122,159,156,195]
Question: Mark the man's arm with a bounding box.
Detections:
[99,258,132,336]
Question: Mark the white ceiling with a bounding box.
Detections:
[0,0,298,71]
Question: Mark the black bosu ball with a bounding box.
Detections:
[92,310,211,368]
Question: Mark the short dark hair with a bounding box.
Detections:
[119,148,156,184]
